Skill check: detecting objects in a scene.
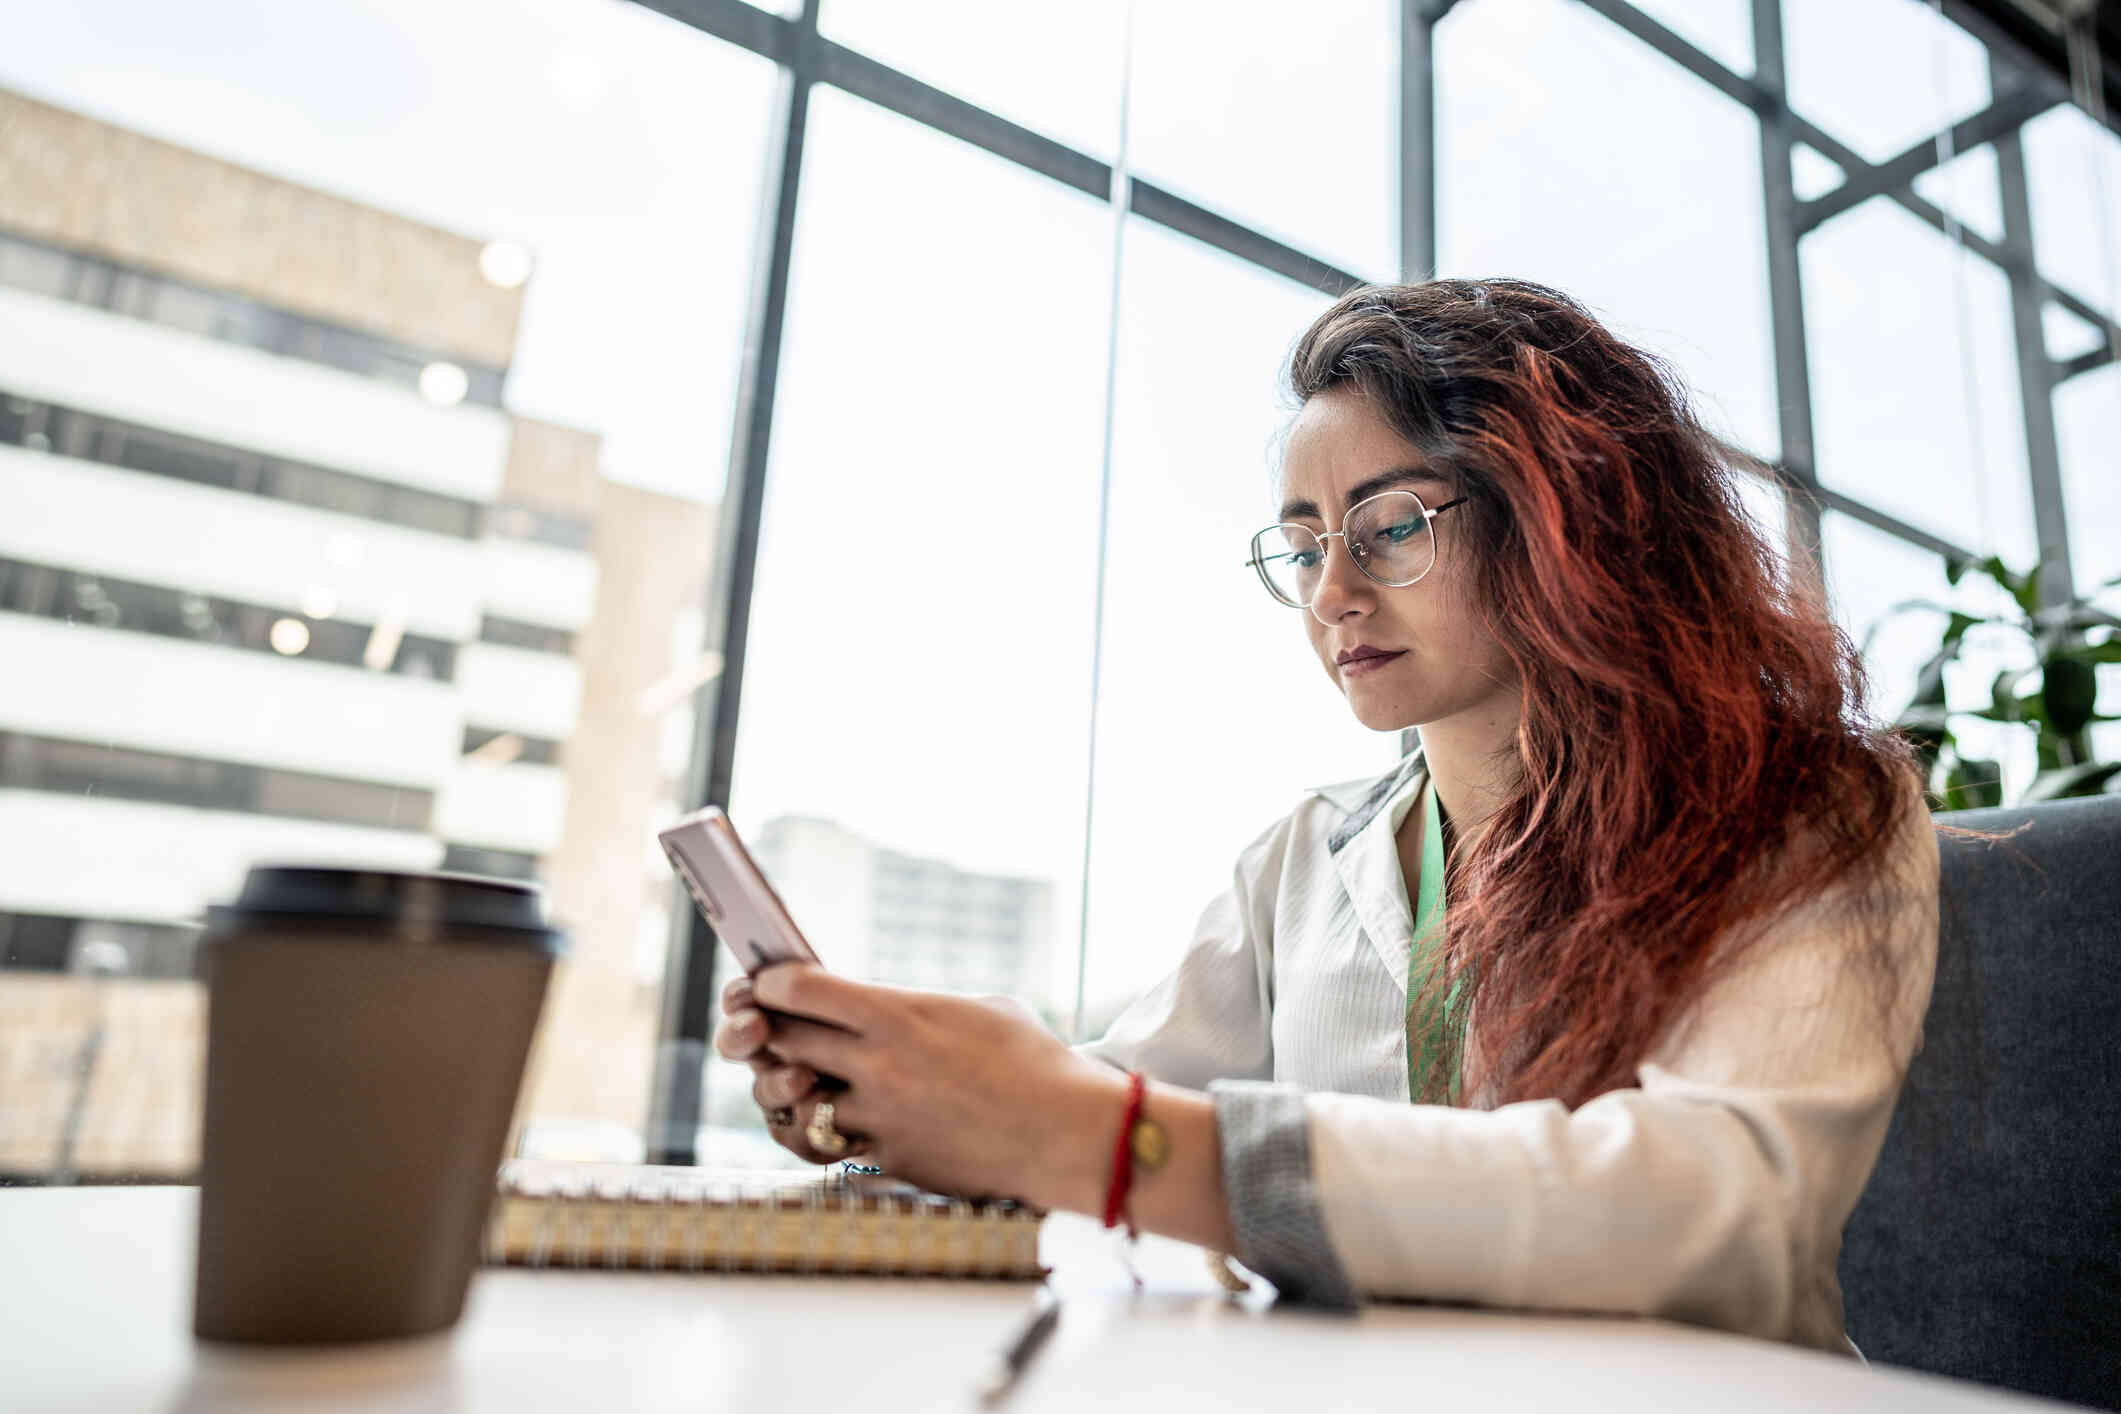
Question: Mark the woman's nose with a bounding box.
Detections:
[1307,534,1371,627]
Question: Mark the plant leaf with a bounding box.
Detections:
[1989,667,2029,721]
[1941,757,2005,811]
[2044,657,2100,736]
[1976,554,2047,620]
[2069,637,2121,666]
[1896,703,1954,732]
[1910,648,1953,707]
[2022,761,2121,803]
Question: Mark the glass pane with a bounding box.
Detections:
[1784,0,1991,164]
[1626,0,1753,78]
[1733,469,1792,583]
[1822,512,2037,801]
[821,0,1128,159]
[1130,0,1397,281]
[2024,104,2121,324]
[2044,301,2107,363]
[1436,0,1779,459]
[1802,198,2038,566]
[0,0,773,1180]
[1910,144,2002,247]
[2058,362,2121,597]
[723,89,1112,1123]
[1081,220,1396,1031]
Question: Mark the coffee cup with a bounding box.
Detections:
[192,866,565,1344]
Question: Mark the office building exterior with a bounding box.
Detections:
[748,815,1056,1003]
[0,89,715,1177]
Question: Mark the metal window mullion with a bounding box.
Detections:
[1787,114,2112,336]
[1992,62,2075,610]
[2057,343,2117,382]
[1568,0,2114,339]
[1940,0,2121,143]
[1400,0,1447,282]
[646,1,819,1167]
[1126,181,1363,297]
[1814,485,1982,567]
[1397,0,1444,765]
[1794,88,2059,234]
[1575,0,1767,110]
[630,0,1363,299]
[1753,0,1825,593]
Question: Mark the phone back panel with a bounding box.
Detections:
[657,808,820,974]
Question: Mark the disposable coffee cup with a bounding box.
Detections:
[192,866,566,1344]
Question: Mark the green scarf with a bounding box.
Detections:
[1406,779,1468,1105]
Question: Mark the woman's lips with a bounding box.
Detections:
[1339,651,1406,678]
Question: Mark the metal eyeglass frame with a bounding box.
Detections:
[1245,489,1469,608]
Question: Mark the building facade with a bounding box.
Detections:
[748,815,1056,1003]
[0,89,716,1178]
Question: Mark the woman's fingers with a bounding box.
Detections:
[751,963,881,1034]
[721,974,755,1012]
[761,1092,872,1166]
[713,1006,770,1062]
[751,1063,818,1111]
[763,1013,867,1080]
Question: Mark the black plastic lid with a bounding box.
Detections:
[203,866,568,954]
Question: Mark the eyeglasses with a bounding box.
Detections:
[1246,489,1467,609]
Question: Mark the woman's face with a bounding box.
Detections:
[1276,385,1519,733]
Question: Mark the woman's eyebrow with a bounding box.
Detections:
[1278,467,1447,522]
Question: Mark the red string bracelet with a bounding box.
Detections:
[1101,1070,1147,1233]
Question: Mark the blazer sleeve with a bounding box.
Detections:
[1256,798,1940,1346]
[1073,810,1298,1091]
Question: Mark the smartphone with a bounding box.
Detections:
[657,806,821,975]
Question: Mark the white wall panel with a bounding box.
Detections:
[480,537,599,633]
[434,762,569,855]
[0,287,508,500]
[454,643,580,741]
[0,449,480,640]
[0,616,459,788]
[0,791,441,925]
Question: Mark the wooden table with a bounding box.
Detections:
[0,1187,2068,1412]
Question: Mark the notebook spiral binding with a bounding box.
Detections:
[482,1160,1043,1280]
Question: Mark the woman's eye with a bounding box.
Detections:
[1378,520,1422,544]
[1289,550,1323,569]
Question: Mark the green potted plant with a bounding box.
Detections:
[1869,555,2121,812]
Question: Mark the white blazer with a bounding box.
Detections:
[1080,751,1940,1354]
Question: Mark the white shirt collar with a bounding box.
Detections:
[1311,751,1429,994]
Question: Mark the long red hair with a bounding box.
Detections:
[1286,279,1928,1110]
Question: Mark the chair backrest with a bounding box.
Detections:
[1840,793,2121,1409]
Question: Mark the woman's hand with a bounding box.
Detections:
[726,964,1129,1207]
[714,973,845,1166]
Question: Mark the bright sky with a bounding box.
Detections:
[5,0,2116,1026]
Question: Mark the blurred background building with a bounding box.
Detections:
[0,88,719,1177]
[0,0,2113,1178]
[750,815,1055,1000]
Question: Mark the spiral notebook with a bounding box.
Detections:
[482,1160,1045,1279]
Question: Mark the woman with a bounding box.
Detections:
[714,279,1939,1355]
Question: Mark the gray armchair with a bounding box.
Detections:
[1840,793,2121,1409]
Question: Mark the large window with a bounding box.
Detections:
[719,89,1115,1131]
[1437,0,1779,458]
[1082,221,1389,1026]
[1128,1,1399,282]
[0,0,770,1179]
[1802,198,2037,561]
[4,0,2115,1177]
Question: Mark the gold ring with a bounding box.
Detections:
[806,1100,850,1158]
